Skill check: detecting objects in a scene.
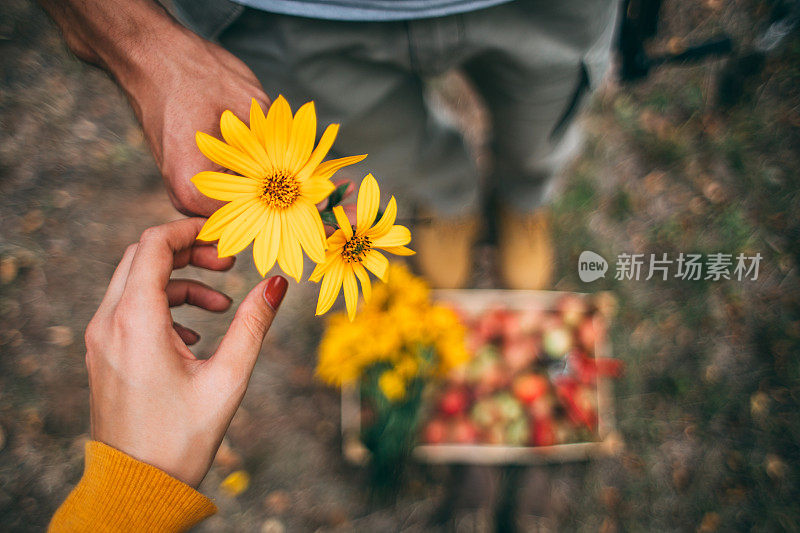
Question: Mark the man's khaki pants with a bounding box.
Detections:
[175,0,619,215]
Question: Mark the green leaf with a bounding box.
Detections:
[327,183,350,208]
[320,211,338,228]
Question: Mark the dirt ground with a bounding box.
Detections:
[1,0,799,531]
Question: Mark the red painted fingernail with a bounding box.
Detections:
[263,276,288,311]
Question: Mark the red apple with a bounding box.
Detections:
[532,416,556,446]
[556,380,597,430]
[423,419,448,444]
[503,336,538,372]
[439,386,469,417]
[501,311,523,341]
[530,394,554,420]
[475,309,507,342]
[451,416,479,444]
[513,374,549,405]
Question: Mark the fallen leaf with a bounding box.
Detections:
[0,257,18,284]
[47,326,74,347]
[220,470,250,497]
[260,518,286,533]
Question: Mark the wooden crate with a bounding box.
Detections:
[341,289,622,465]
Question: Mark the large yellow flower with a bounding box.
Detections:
[192,96,366,281]
[310,174,413,320]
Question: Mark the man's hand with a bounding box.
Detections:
[84,218,287,487]
[39,0,270,216]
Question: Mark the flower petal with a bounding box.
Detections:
[310,254,336,283]
[353,262,372,303]
[343,267,358,321]
[362,249,388,281]
[296,123,339,182]
[192,171,260,202]
[265,95,292,170]
[315,259,344,316]
[379,245,415,256]
[299,178,335,205]
[366,196,397,238]
[198,197,259,242]
[310,154,367,181]
[371,225,411,249]
[252,209,280,276]
[220,110,272,171]
[249,98,269,148]
[277,210,303,282]
[328,231,347,249]
[217,203,268,257]
[333,205,352,239]
[286,101,316,174]
[195,131,265,179]
[289,200,326,264]
[356,173,380,233]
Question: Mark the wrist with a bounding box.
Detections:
[39,0,198,93]
[50,441,216,531]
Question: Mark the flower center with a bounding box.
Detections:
[261,169,299,209]
[342,233,371,263]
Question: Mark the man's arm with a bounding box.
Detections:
[38,0,271,216]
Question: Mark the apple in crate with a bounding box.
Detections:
[451,416,480,444]
[577,316,600,352]
[505,417,530,446]
[474,308,507,343]
[470,396,500,428]
[423,418,448,444]
[438,386,470,417]
[543,326,573,358]
[503,336,539,372]
[531,415,556,446]
[557,294,588,327]
[512,373,549,405]
[517,308,545,336]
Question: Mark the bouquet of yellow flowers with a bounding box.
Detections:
[317,263,468,399]
[316,264,468,490]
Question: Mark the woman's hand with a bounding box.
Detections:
[84,218,287,487]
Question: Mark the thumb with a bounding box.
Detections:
[209,275,288,382]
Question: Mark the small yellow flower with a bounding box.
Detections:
[394,355,419,379]
[310,174,414,320]
[378,370,406,401]
[219,470,250,496]
[192,96,366,282]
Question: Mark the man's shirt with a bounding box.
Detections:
[230,0,513,21]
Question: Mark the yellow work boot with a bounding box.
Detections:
[498,208,555,290]
[414,212,479,289]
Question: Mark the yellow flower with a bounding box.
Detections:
[310,174,414,320]
[394,355,420,379]
[192,96,366,282]
[378,370,406,401]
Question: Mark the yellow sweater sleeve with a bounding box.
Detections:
[49,441,217,532]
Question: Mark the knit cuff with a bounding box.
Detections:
[49,441,217,532]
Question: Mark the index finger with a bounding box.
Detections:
[126,218,208,296]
